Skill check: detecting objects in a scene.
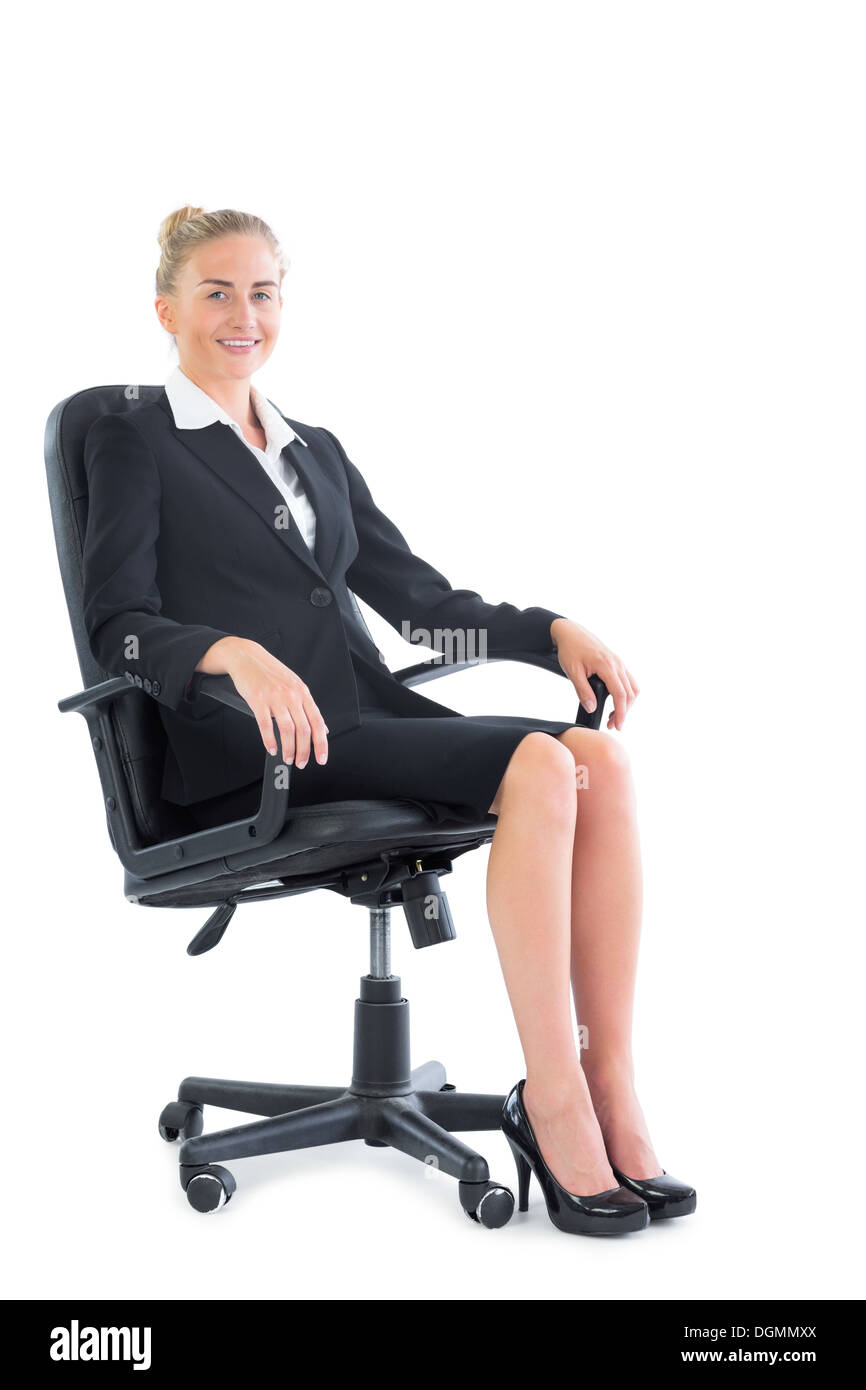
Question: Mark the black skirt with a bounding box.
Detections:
[186,657,575,831]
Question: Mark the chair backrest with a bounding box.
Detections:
[44,384,196,845]
[45,383,386,848]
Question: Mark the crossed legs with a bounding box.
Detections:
[485,729,662,1195]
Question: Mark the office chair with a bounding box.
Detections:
[45,385,608,1225]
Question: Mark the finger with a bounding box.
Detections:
[275,707,296,765]
[606,672,629,730]
[304,699,330,765]
[604,657,634,719]
[291,703,313,768]
[620,668,637,713]
[625,667,640,699]
[256,705,279,757]
[572,665,598,713]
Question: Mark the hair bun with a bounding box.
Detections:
[157,205,206,249]
[155,206,288,305]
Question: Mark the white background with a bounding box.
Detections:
[2,0,863,1301]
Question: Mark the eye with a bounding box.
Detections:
[207,289,271,301]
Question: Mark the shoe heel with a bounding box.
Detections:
[506,1135,532,1211]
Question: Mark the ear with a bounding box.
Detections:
[154,295,175,333]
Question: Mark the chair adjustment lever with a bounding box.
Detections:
[401,870,456,949]
[187,902,237,956]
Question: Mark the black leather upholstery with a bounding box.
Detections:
[45,385,195,845]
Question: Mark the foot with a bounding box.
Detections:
[521,1070,619,1197]
[582,1061,664,1180]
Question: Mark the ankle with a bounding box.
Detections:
[522,1066,587,1120]
[580,1054,636,1093]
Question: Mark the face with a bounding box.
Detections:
[155,233,282,383]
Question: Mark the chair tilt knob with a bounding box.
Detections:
[400,870,456,949]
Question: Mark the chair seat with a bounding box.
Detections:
[125,796,497,908]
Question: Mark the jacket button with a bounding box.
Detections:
[134,674,143,687]
[143,677,152,694]
[124,671,135,684]
[310,586,332,606]
[152,680,161,696]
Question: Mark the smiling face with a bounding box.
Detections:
[155,233,282,385]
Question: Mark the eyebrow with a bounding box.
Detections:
[196,278,279,289]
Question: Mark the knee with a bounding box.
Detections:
[499,731,577,819]
[594,729,632,779]
[561,728,631,772]
[559,726,632,785]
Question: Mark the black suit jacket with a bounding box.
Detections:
[81,389,565,805]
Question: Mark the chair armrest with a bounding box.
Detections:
[58,674,135,713]
[58,675,290,880]
[392,653,610,731]
[185,671,256,717]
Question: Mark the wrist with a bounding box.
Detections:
[194,634,243,677]
[550,616,570,646]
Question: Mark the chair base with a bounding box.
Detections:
[160,972,516,1226]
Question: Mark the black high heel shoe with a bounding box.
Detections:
[501,1081,650,1236]
[609,1163,697,1220]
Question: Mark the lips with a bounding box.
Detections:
[217,339,261,354]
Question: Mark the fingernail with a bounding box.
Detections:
[320,754,328,764]
[268,745,277,755]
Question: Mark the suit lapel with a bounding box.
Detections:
[156,388,339,581]
[280,426,341,580]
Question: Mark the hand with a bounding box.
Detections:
[550,618,639,732]
[195,636,329,768]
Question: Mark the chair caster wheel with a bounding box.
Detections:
[158,1101,203,1142]
[458,1179,514,1228]
[181,1164,236,1213]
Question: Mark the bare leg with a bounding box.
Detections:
[553,727,663,1179]
[486,733,619,1195]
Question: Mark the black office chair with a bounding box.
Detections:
[45,385,608,1226]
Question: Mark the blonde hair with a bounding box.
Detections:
[155,204,289,301]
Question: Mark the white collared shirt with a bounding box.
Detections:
[163,364,317,555]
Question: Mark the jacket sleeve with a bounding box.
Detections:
[81,411,233,711]
[321,426,566,658]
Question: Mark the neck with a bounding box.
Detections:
[178,363,258,428]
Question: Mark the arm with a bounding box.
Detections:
[321,427,567,658]
[82,411,233,711]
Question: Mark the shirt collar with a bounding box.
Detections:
[163,364,306,462]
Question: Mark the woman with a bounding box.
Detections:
[83,205,695,1237]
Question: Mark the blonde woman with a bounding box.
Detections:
[82,206,695,1236]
